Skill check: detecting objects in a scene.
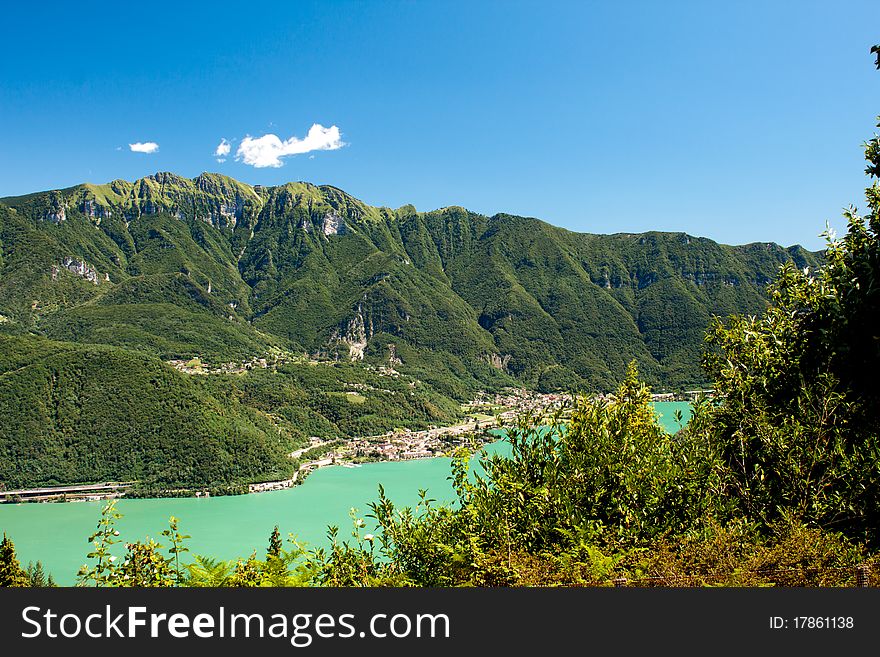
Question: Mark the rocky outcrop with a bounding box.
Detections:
[387,343,402,367]
[680,271,744,287]
[43,196,66,223]
[23,174,373,238]
[69,172,265,230]
[43,207,65,223]
[483,353,512,370]
[52,257,101,285]
[214,199,245,227]
[331,304,374,361]
[322,212,346,236]
[81,199,112,220]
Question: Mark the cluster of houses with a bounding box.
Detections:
[168,354,291,375]
[464,388,571,420]
[330,423,487,463]
[300,388,573,469]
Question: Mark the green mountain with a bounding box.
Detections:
[0,172,820,488]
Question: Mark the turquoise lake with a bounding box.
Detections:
[0,401,691,584]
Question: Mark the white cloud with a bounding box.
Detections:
[214,138,231,163]
[236,124,344,168]
[129,142,159,154]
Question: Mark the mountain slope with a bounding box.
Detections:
[1,173,819,392]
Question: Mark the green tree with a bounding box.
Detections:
[267,525,282,559]
[26,561,50,587]
[701,44,880,543]
[114,540,176,587]
[0,534,29,587]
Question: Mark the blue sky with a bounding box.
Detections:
[0,1,877,249]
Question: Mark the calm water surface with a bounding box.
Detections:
[0,402,691,584]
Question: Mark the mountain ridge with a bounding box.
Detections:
[1,171,814,249]
[0,172,820,393]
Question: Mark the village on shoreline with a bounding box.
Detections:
[248,388,570,494]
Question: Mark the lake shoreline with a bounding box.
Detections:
[0,402,692,585]
[0,399,691,505]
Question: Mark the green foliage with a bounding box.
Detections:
[77,500,123,587]
[267,525,282,559]
[114,540,177,588]
[701,82,880,543]
[41,302,274,362]
[72,506,318,587]
[78,506,193,587]
[226,553,264,587]
[161,516,190,585]
[24,561,55,587]
[187,530,315,587]
[185,556,235,587]
[311,510,407,587]
[615,517,870,587]
[0,533,30,587]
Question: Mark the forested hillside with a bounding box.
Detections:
[0,333,462,490]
